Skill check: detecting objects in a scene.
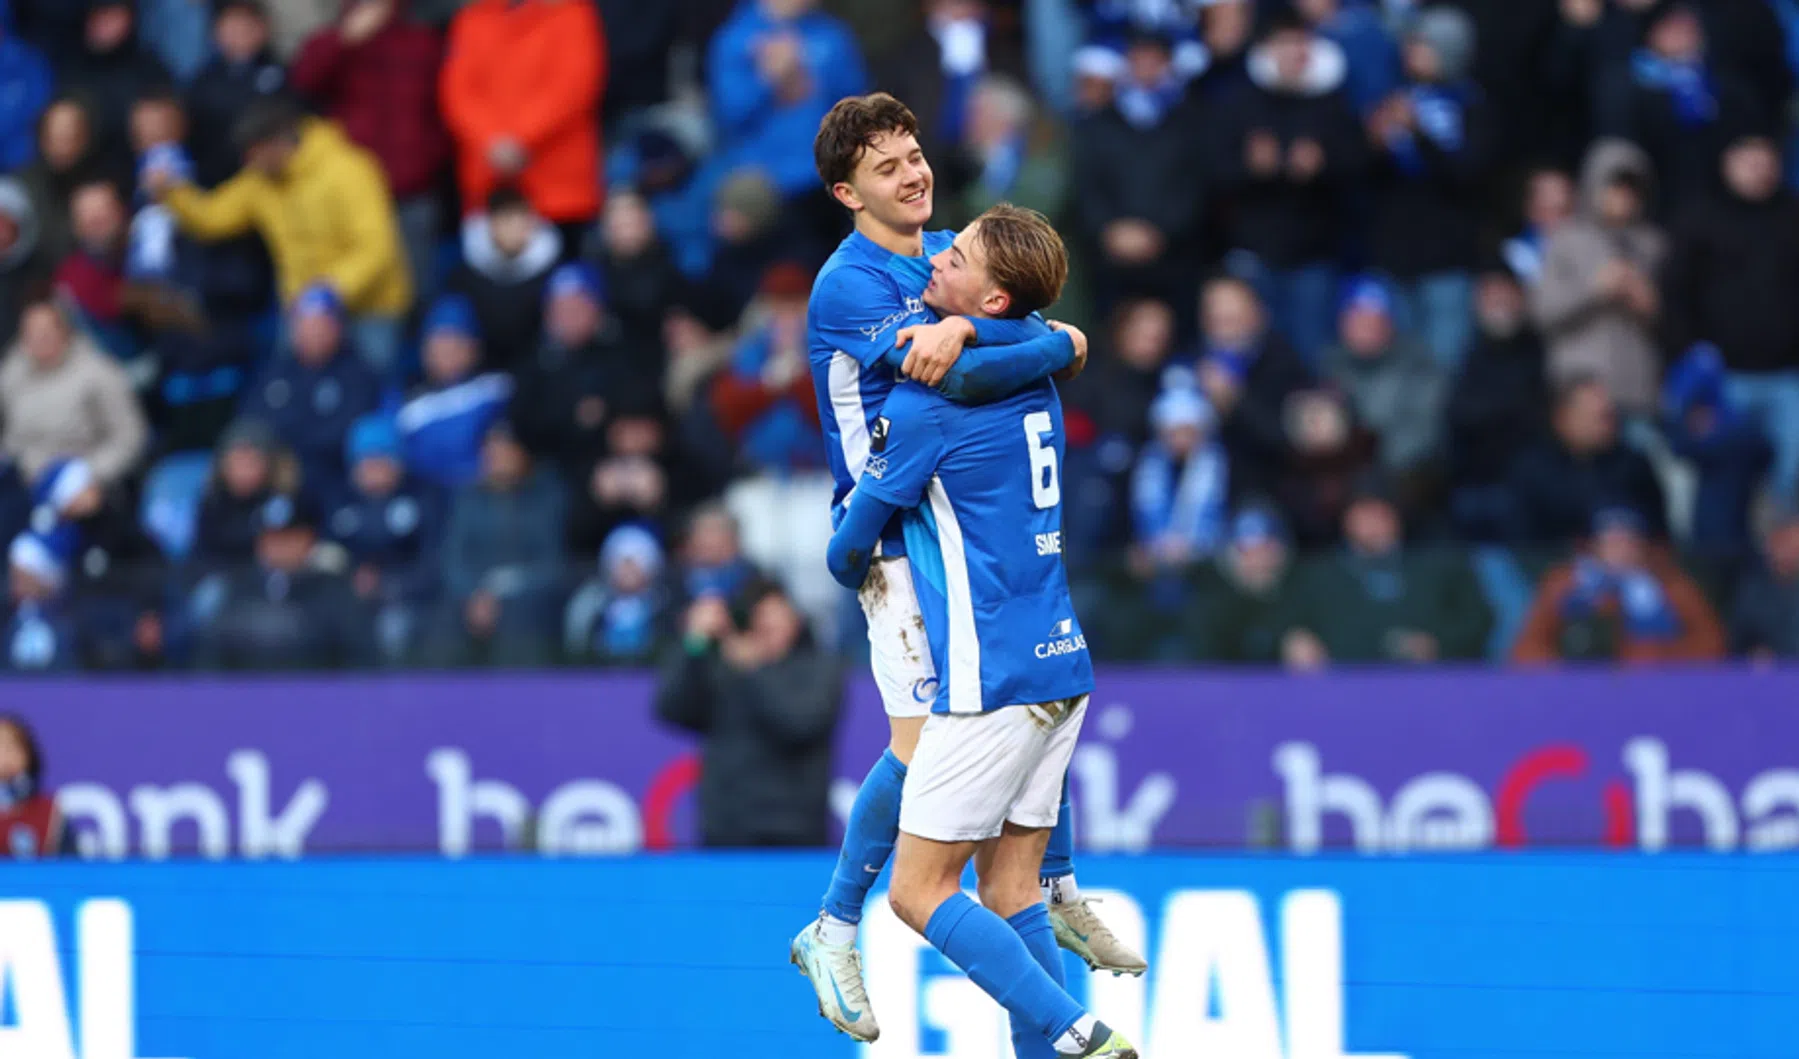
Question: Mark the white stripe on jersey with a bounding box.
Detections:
[828,352,870,479]
[926,474,982,714]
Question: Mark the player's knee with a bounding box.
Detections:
[976,873,1038,920]
[887,879,937,933]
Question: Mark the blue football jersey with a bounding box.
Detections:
[806,229,957,556]
[853,378,1094,714]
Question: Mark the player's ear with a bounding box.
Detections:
[831,181,864,213]
[982,287,1012,318]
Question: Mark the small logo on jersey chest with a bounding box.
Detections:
[870,416,890,453]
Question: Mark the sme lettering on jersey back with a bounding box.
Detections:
[856,377,1094,714]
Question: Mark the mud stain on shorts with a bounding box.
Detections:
[860,559,889,610]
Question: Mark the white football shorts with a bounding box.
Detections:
[899,695,1089,842]
[861,556,938,719]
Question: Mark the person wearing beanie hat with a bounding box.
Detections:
[1365,4,1490,370]
[396,294,512,489]
[194,416,290,564]
[4,529,79,671]
[1129,385,1229,608]
[445,187,560,374]
[195,485,371,669]
[511,258,641,473]
[1514,496,1725,665]
[1659,343,1772,562]
[1185,502,1301,664]
[705,168,786,321]
[326,411,447,662]
[239,280,381,501]
[1446,262,1548,541]
[562,521,671,663]
[1322,272,1446,486]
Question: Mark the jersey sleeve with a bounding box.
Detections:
[853,384,946,509]
[809,265,919,369]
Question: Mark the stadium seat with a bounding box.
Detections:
[140,451,215,560]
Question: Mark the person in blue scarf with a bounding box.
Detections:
[397,294,512,490]
[1130,386,1228,576]
[563,522,672,663]
[1365,6,1489,370]
[4,529,77,670]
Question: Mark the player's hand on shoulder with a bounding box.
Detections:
[1048,321,1089,381]
[895,317,976,388]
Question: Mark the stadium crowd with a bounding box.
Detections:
[0,0,1795,671]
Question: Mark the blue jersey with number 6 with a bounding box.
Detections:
[852,376,1094,715]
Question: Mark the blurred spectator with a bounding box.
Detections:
[1170,276,1312,503]
[710,263,821,477]
[0,297,147,486]
[1661,343,1771,561]
[195,417,297,564]
[1501,165,1576,285]
[568,393,676,556]
[53,177,128,337]
[1509,374,1666,545]
[1532,139,1666,418]
[675,502,756,605]
[1195,0,1255,96]
[1514,506,1726,663]
[1321,276,1446,489]
[0,1,52,173]
[1730,502,1799,660]
[591,0,676,125]
[0,714,64,855]
[325,414,445,664]
[441,0,606,234]
[707,0,866,201]
[137,0,210,82]
[1129,387,1227,582]
[705,169,787,322]
[397,295,511,489]
[1281,475,1490,666]
[1446,264,1548,540]
[33,459,165,669]
[0,175,50,340]
[655,577,842,847]
[185,1,288,189]
[1071,28,1206,308]
[1663,131,1799,500]
[591,188,685,357]
[147,98,412,374]
[1191,504,1300,663]
[61,1,173,155]
[940,74,1067,231]
[563,522,671,664]
[1215,13,1363,363]
[1270,385,1377,547]
[17,97,104,271]
[447,187,560,373]
[510,263,637,475]
[1605,3,1758,211]
[4,528,77,669]
[1078,296,1175,448]
[432,422,565,666]
[1292,0,1400,115]
[194,489,368,669]
[1366,6,1489,368]
[240,285,382,498]
[291,0,447,305]
[9,1,84,64]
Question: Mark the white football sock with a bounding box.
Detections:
[818,913,859,947]
[1041,874,1081,906]
[1053,1015,1102,1055]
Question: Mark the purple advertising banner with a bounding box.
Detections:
[14,667,1799,858]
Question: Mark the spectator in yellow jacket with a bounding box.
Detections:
[144,98,411,375]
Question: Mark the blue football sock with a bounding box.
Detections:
[821,750,906,924]
[1040,774,1075,881]
[1007,905,1066,1059]
[924,893,1085,1043]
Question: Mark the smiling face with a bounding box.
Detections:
[839,129,934,234]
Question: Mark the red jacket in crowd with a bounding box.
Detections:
[441,0,607,224]
[289,0,450,201]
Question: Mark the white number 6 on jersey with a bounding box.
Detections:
[1023,411,1060,509]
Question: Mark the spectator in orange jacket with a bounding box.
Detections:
[440,0,606,240]
[1513,507,1725,665]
